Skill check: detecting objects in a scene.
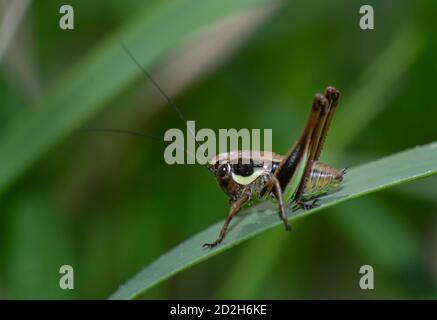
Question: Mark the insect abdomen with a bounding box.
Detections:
[302,161,345,200]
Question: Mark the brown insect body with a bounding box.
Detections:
[203,87,344,248]
[211,151,344,203]
[303,161,345,200]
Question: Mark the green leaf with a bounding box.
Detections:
[110,142,437,299]
[0,0,273,198]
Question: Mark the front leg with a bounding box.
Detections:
[203,193,250,249]
[265,176,292,231]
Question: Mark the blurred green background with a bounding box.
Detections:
[0,0,436,299]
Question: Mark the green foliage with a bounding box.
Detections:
[110,143,437,299]
[0,0,436,299]
[0,0,272,197]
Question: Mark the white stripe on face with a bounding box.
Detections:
[231,168,266,185]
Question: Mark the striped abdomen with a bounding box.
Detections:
[302,161,345,200]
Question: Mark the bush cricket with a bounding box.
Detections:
[204,88,345,248]
[90,43,346,249]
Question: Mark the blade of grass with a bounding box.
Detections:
[109,142,437,299]
[0,0,274,198]
[215,228,288,299]
[0,0,31,62]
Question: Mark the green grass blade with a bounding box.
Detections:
[0,0,273,198]
[109,142,437,299]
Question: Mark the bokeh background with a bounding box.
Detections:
[0,0,436,299]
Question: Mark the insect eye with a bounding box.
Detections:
[271,162,278,173]
[218,165,228,178]
[232,163,254,177]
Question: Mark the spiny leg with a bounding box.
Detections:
[203,193,250,249]
[263,176,291,231]
[273,93,325,195]
[292,96,330,209]
[271,176,291,231]
[313,87,340,161]
[293,87,340,210]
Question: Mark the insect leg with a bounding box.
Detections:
[314,87,340,162]
[269,176,291,231]
[274,94,328,201]
[203,193,250,248]
[293,87,340,208]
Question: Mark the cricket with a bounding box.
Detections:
[100,43,346,249]
[203,87,345,248]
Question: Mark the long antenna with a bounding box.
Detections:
[81,127,158,139]
[120,41,211,170]
[81,127,199,161]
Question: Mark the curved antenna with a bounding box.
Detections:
[81,127,159,139]
[120,41,212,171]
[80,127,199,161]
